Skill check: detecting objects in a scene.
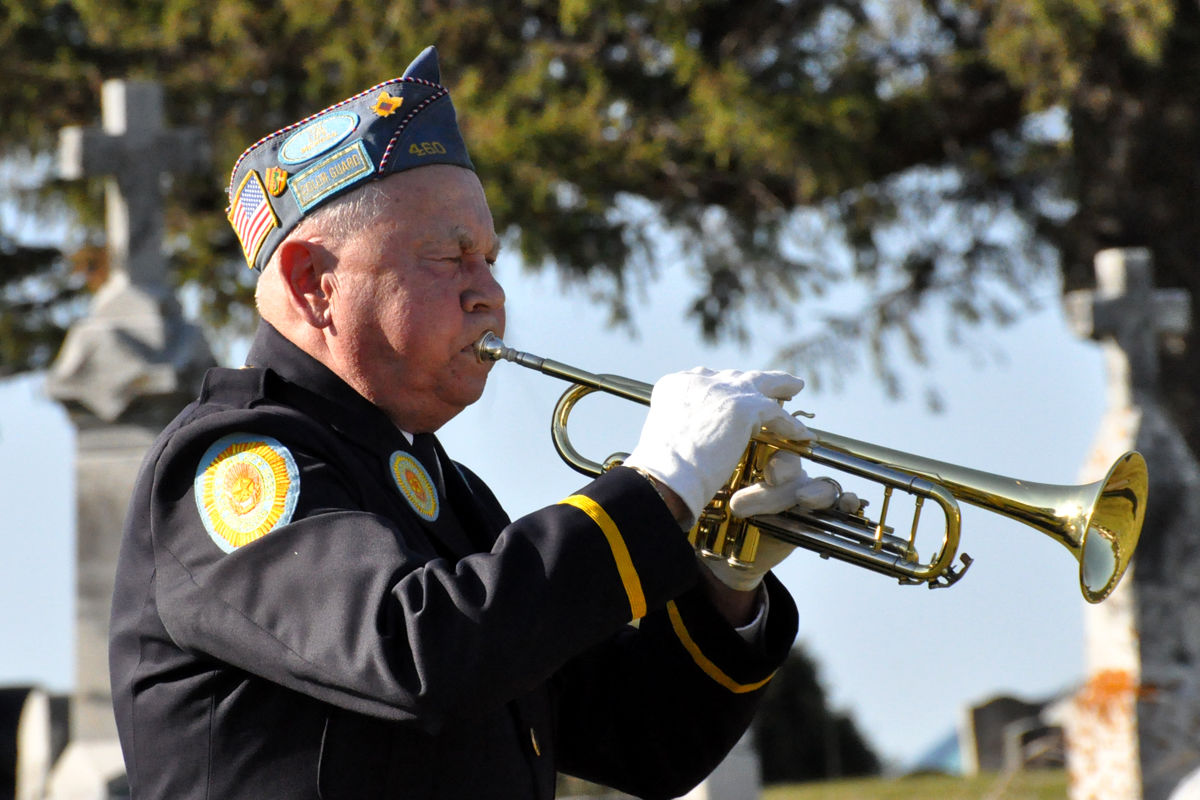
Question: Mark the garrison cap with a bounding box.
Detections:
[225,46,474,272]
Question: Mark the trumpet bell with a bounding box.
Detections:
[1076,451,1147,602]
[805,430,1147,603]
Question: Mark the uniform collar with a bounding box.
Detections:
[245,321,401,449]
[245,322,489,557]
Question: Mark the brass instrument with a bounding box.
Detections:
[475,332,1147,603]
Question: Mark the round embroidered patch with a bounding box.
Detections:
[194,434,300,552]
[389,451,439,521]
[278,111,359,165]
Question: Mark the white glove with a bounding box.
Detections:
[703,452,861,592]
[728,451,861,518]
[623,367,810,523]
[701,536,800,592]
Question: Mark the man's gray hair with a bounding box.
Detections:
[256,182,394,308]
[290,181,394,245]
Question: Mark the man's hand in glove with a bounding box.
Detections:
[623,367,810,524]
[699,451,862,592]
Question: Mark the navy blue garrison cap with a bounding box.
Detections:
[225,46,474,272]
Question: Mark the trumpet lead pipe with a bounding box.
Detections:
[475,332,652,402]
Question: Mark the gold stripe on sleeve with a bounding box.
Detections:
[667,601,774,694]
[559,495,647,620]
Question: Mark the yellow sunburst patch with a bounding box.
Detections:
[371,90,403,117]
[389,451,439,521]
[195,434,300,552]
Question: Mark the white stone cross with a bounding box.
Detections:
[1065,248,1191,392]
[58,79,208,290]
[43,81,216,799]
[1062,248,1200,800]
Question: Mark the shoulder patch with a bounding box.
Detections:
[389,451,439,521]
[194,434,300,552]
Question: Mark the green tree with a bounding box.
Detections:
[752,647,881,783]
[2,0,1197,458]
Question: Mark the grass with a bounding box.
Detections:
[559,769,1068,799]
[761,770,1068,800]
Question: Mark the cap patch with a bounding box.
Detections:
[389,451,439,521]
[228,171,280,266]
[371,90,403,117]
[289,139,373,213]
[195,434,300,552]
[225,46,475,272]
[278,111,359,166]
[264,166,289,196]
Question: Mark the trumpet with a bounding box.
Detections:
[475,332,1147,603]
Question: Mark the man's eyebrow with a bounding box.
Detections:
[451,225,502,257]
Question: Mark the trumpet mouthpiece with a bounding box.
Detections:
[474,331,507,363]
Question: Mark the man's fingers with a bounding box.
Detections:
[763,451,806,485]
[790,477,840,510]
[729,467,850,519]
[728,482,783,518]
[759,412,811,442]
[749,371,806,401]
[836,491,863,514]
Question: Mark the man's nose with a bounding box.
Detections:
[463,258,505,312]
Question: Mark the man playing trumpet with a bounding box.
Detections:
[109,46,851,799]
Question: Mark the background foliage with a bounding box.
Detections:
[3,2,1198,461]
[753,648,881,783]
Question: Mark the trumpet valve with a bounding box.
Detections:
[727,523,761,569]
[691,487,735,561]
[692,520,726,560]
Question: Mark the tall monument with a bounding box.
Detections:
[44,79,214,798]
[1063,247,1198,800]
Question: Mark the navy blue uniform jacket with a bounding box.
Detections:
[109,322,799,799]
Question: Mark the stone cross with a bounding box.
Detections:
[46,79,214,800]
[1065,248,1191,395]
[58,79,207,291]
[50,79,214,424]
[1062,248,1200,800]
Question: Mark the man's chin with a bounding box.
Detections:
[443,374,489,415]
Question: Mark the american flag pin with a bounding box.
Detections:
[227,170,279,267]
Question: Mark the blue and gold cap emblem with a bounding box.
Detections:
[390,451,439,521]
[225,45,474,273]
[195,434,300,552]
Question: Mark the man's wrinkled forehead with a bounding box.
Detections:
[225,46,475,273]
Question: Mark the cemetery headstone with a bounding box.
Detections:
[45,78,214,799]
[1063,247,1198,800]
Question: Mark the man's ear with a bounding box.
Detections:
[276,238,334,329]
